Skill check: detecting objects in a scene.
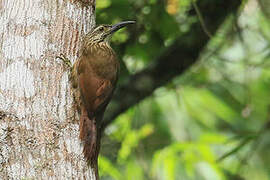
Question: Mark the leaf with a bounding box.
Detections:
[99,156,122,180]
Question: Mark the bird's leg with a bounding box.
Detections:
[56,53,72,69]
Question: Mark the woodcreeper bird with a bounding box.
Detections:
[58,21,135,177]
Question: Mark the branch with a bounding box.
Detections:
[102,0,241,129]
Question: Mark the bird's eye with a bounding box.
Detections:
[99,27,104,31]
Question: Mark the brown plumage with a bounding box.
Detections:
[60,21,135,178]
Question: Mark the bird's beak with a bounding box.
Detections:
[109,21,136,34]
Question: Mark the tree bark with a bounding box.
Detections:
[0,0,96,179]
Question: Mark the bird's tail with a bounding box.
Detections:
[79,108,101,177]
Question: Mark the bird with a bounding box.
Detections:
[57,21,135,178]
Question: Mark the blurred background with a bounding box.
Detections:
[95,0,270,179]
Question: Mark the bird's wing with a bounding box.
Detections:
[77,55,116,118]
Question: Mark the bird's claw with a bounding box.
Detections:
[56,53,72,68]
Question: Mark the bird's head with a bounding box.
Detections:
[86,21,135,44]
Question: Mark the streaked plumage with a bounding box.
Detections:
[69,21,135,178]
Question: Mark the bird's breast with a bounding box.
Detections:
[82,43,119,81]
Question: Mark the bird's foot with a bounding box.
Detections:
[56,53,72,69]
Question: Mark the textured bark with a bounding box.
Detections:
[0,0,96,179]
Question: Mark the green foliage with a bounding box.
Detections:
[118,123,154,163]
[99,156,122,179]
[97,0,270,179]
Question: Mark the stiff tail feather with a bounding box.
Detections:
[79,109,101,178]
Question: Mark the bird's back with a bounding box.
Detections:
[78,41,119,117]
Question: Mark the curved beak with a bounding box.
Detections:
[110,21,136,34]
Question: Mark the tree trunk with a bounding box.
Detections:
[0,0,96,179]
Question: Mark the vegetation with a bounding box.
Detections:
[96,0,270,179]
